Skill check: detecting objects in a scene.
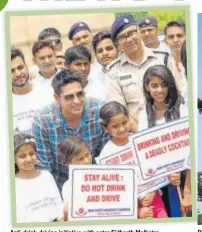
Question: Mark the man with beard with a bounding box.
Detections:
[11,47,52,134]
[106,13,183,132]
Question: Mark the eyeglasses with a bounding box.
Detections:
[63,90,85,102]
[48,38,61,45]
[117,29,138,43]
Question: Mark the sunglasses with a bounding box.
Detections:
[63,90,85,102]
[48,38,61,45]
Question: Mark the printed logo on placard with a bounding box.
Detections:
[75,207,87,216]
[146,168,156,177]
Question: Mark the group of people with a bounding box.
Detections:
[11,13,191,223]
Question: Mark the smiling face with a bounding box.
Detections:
[105,113,130,140]
[72,30,93,47]
[116,25,142,55]
[70,143,92,165]
[34,46,56,74]
[54,81,85,117]
[11,56,29,88]
[145,76,168,104]
[15,144,37,172]
[140,26,159,48]
[95,38,118,66]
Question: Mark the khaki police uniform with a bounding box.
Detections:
[106,45,185,121]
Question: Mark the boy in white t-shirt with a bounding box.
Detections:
[58,136,94,220]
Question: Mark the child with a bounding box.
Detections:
[98,101,168,218]
[14,133,64,223]
[139,64,189,217]
[58,135,93,220]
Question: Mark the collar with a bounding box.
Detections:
[120,45,156,67]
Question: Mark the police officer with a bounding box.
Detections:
[138,16,169,52]
[68,22,93,48]
[106,13,184,131]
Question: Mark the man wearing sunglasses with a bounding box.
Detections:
[38,27,62,52]
[32,69,109,191]
[106,14,184,132]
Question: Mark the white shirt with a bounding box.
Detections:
[15,170,63,223]
[96,139,132,164]
[12,85,54,134]
[62,180,70,204]
[85,62,107,101]
[138,103,188,131]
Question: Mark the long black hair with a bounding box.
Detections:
[143,65,183,128]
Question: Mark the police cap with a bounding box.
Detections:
[68,22,91,40]
[138,16,158,29]
[111,13,137,42]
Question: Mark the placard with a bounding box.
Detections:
[132,118,189,183]
[68,165,137,221]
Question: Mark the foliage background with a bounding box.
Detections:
[116,11,185,34]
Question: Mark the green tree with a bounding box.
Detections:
[148,11,185,34]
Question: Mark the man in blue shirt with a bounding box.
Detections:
[32,69,110,191]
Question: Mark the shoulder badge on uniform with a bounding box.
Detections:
[107,56,121,70]
[153,50,169,67]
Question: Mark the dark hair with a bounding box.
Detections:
[32,40,54,57]
[100,101,129,127]
[64,45,91,65]
[38,27,61,40]
[52,69,84,95]
[11,47,25,62]
[164,20,186,36]
[92,31,115,52]
[58,136,89,165]
[14,133,37,174]
[181,40,187,77]
[143,65,183,128]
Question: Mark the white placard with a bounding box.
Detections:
[68,165,137,221]
[98,146,169,197]
[131,117,190,183]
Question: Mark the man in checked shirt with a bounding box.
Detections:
[32,69,110,191]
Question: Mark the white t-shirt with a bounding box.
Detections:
[85,62,107,101]
[15,170,63,223]
[12,85,54,134]
[32,69,60,97]
[138,103,188,131]
[96,139,132,164]
[62,180,70,204]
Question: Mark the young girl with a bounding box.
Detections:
[58,136,93,220]
[98,101,168,219]
[14,133,64,223]
[139,64,189,217]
